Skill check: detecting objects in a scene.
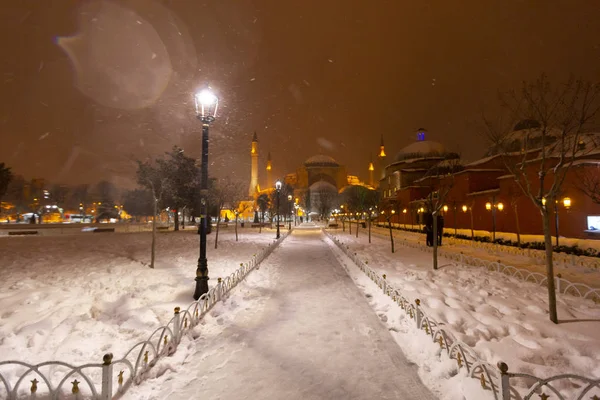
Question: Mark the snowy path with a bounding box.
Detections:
[126,228,436,400]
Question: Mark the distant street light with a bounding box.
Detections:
[275,180,282,239]
[287,194,292,230]
[193,87,219,301]
[485,196,503,242]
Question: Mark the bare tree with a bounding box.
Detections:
[136,160,169,269]
[419,159,462,270]
[576,167,600,205]
[225,180,249,242]
[484,75,600,323]
[210,177,240,249]
[380,202,396,253]
[0,163,13,220]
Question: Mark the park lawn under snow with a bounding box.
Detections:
[0,228,276,376]
[327,228,600,393]
[374,225,600,289]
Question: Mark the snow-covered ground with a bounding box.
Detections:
[327,228,600,398]
[2,224,599,399]
[0,228,278,394]
[121,227,437,400]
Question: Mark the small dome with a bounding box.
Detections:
[394,140,446,162]
[304,154,339,167]
[309,180,337,192]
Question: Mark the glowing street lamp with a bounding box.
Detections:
[485,197,503,242]
[287,194,293,230]
[193,87,219,301]
[554,196,573,246]
[275,180,282,239]
[462,205,468,212]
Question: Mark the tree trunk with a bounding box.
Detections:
[388,218,395,253]
[542,210,558,323]
[469,209,474,240]
[150,198,157,269]
[181,207,186,230]
[342,219,345,232]
[349,218,352,235]
[215,212,221,249]
[356,218,359,238]
[235,215,239,241]
[433,211,438,270]
[174,209,180,231]
[514,204,521,246]
[368,214,371,244]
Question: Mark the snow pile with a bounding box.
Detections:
[327,229,600,398]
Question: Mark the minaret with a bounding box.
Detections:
[368,155,375,187]
[249,132,259,197]
[377,134,387,180]
[266,151,273,189]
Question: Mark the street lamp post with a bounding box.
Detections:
[193,88,218,300]
[287,194,292,230]
[275,180,282,239]
[554,197,572,246]
[485,196,503,242]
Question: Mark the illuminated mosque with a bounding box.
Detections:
[246,133,373,216]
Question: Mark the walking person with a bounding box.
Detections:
[437,214,444,246]
[424,212,433,246]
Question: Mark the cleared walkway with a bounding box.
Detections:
[166,228,436,399]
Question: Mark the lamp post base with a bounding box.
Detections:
[193,276,209,300]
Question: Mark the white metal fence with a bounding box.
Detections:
[371,227,600,303]
[325,231,600,400]
[376,223,600,271]
[0,232,289,400]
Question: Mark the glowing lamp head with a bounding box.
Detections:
[287,194,292,201]
[402,209,407,214]
[485,202,492,211]
[443,205,448,212]
[275,180,282,190]
[391,209,396,214]
[563,197,571,209]
[541,197,547,206]
[462,205,468,212]
[497,203,504,211]
[194,88,218,123]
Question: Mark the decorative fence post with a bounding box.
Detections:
[217,278,223,301]
[415,299,422,328]
[101,353,113,400]
[556,273,562,294]
[382,274,387,295]
[173,307,181,344]
[497,361,510,400]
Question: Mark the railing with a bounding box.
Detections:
[0,232,289,399]
[374,223,600,271]
[445,236,600,271]
[325,231,600,400]
[369,227,600,303]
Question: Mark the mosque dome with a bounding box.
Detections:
[393,140,446,162]
[392,128,448,162]
[309,180,338,192]
[304,155,339,167]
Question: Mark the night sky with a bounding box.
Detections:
[1,0,600,188]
